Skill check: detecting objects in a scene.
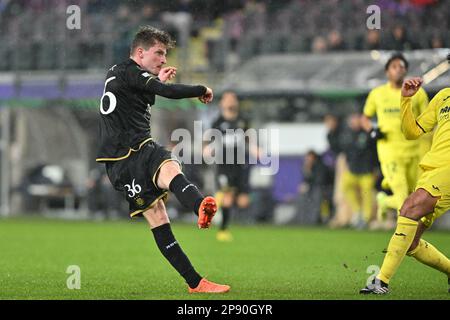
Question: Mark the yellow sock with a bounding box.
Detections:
[377,216,418,284]
[408,239,450,278]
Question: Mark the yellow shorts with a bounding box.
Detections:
[415,165,450,227]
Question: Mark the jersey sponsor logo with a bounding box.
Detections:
[439,106,450,121]
[383,107,400,113]
[439,106,450,114]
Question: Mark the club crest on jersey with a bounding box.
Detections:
[141,72,151,78]
[135,197,145,207]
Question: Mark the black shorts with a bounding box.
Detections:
[217,164,250,194]
[105,141,179,218]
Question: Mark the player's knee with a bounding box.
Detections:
[143,203,170,228]
[161,161,181,177]
[399,189,437,221]
[158,161,181,189]
[399,197,419,220]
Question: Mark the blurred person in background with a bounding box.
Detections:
[208,91,259,242]
[297,150,333,225]
[324,114,353,228]
[384,25,418,51]
[327,29,346,51]
[323,114,342,158]
[363,29,381,50]
[340,113,377,229]
[362,53,429,229]
[86,165,124,219]
[311,35,328,53]
[429,34,445,49]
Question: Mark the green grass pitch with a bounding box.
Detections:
[0,217,448,300]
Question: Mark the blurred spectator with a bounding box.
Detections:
[141,4,158,21]
[340,113,377,229]
[429,34,445,49]
[384,25,418,50]
[243,0,267,38]
[327,29,346,51]
[364,30,382,50]
[311,36,328,53]
[296,150,333,225]
[224,8,245,52]
[0,0,448,71]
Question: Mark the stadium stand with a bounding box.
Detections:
[0,0,447,71]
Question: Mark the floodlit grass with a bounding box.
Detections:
[0,217,448,299]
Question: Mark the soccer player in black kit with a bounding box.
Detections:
[96,26,230,293]
[210,92,252,242]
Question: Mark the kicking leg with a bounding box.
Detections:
[378,189,437,283]
[156,160,217,228]
[143,200,229,293]
[361,188,438,294]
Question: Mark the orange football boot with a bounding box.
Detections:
[197,196,217,229]
[188,278,230,293]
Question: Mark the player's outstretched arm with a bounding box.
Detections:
[146,77,208,100]
[400,77,425,140]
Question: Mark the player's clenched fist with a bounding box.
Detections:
[401,77,423,97]
[199,87,213,104]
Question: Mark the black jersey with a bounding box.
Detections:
[96,58,206,162]
[211,115,249,165]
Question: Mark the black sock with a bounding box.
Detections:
[221,207,231,231]
[151,223,202,288]
[169,173,204,216]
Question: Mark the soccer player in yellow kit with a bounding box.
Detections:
[360,74,450,294]
[362,53,429,225]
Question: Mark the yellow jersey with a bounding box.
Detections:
[364,82,429,161]
[401,88,450,169]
